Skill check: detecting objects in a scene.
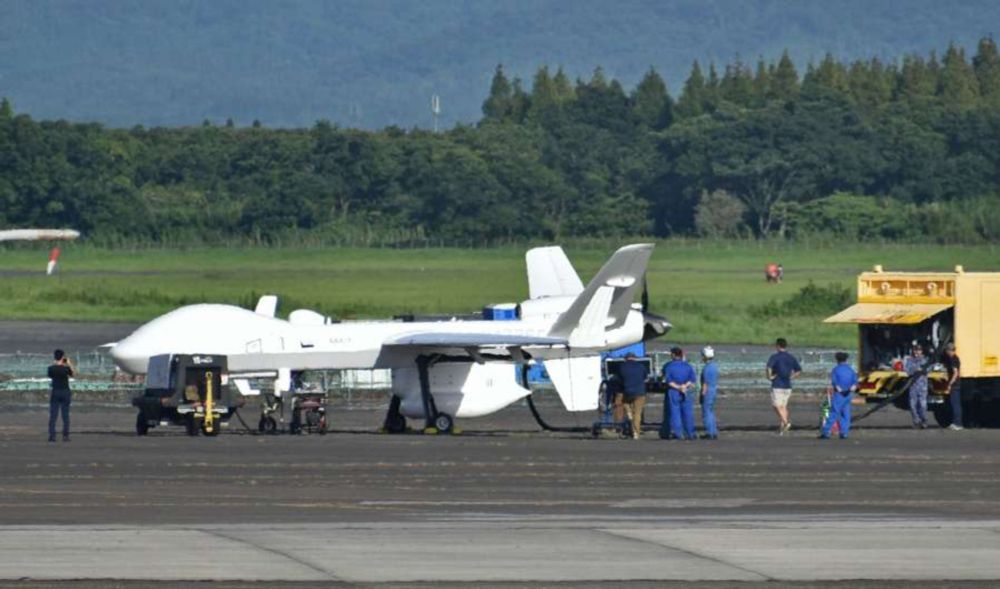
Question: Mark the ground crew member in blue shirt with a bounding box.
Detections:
[820,351,858,439]
[700,346,720,440]
[662,347,697,440]
[618,353,649,439]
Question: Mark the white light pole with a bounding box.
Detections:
[431,94,441,133]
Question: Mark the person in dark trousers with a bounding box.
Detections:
[699,346,720,440]
[47,349,74,442]
[662,347,697,440]
[819,352,858,439]
[767,337,802,435]
[618,353,650,439]
[942,343,963,430]
[904,345,929,429]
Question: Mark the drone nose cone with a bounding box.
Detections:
[108,337,148,374]
[642,312,672,341]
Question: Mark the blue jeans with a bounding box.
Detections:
[701,390,718,437]
[950,381,963,427]
[668,389,696,439]
[909,384,927,426]
[49,389,71,439]
[821,392,852,438]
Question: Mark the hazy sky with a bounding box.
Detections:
[2,0,997,128]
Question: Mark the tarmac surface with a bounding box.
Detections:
[2,395,1000,587]
[0,321,137,354]
[2,320,999,586]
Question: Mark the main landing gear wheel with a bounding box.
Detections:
[434,412,454,434]
[258,415,278,434]
[135,413,149,436]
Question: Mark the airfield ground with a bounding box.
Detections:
[3,394,1000,586]
[3,268,1000,586]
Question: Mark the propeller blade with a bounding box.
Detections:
[641,274,649,313]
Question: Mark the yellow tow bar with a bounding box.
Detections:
[203,371,215,434]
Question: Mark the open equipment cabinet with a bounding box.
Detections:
[591,343,656,438]
[826,266,1000,427]
[132,354,239,436]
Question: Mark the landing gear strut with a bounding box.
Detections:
[380,354,452,435]
[381,355,459,435]
[416,355,455,434]
[416,356,436,432]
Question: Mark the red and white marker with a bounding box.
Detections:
[46,247,61,275]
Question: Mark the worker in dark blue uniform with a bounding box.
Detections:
[618,353,650,439]
[819,351,858,439]
[662,347,697,440]
[700,346,720,439]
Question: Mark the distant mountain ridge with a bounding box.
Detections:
[2,0,998,128]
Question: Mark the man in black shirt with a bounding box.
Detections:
[942,343,963,431]
[47,349,74,442]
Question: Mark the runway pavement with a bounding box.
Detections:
[2,399,1000,586]
[0,321,138,354]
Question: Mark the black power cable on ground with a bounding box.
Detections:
[524,392,589,433]
[852,373,917,423]
[231,407,257,433]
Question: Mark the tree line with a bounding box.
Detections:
[2,38,1000,245]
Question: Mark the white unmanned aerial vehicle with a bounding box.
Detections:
[108,244,670,432]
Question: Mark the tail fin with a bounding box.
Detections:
[548,243,654,344]
[543,354,602,411]
[254,295,279,317]
[526,246,584,299]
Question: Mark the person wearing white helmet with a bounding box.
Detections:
[700,346,720,440]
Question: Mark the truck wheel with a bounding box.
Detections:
[258,416,277,434]
[932,404,953,428]
[184,414,199,436]
[136,413,149,436]
[891,393,910,411]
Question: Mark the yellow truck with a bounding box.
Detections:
[825,266,1000,427]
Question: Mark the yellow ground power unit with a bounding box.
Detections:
[825,265,1000,426]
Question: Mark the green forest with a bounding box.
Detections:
[2,38,1000,246]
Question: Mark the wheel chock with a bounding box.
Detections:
[422,426,439,435]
